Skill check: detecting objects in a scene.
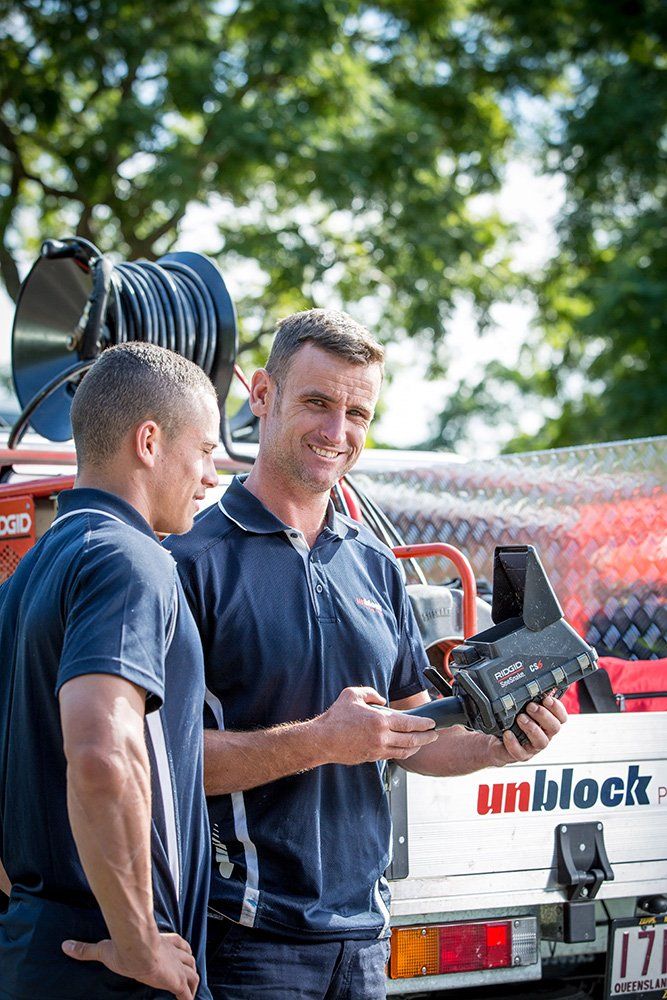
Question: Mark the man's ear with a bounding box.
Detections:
[134,420,161,468]
[249,369,274,418]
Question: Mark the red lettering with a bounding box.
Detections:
[640,929,655,977]
[477,784,503,815]
[620,932,629,979]
[504,781,531,812]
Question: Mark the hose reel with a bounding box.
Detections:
[9,237,239,451]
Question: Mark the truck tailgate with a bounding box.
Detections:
[390,712,667,916]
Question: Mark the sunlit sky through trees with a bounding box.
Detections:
[2,1,664,452]
[0,156,564,457]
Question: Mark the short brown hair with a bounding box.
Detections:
[70,342,217,468]
[265,309,384,385]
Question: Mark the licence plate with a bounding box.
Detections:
[606,917,667,999]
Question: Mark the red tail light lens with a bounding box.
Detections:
[390,918,528,979]
[439,920,511,973]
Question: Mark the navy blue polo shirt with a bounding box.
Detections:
[166,475,428,941]
[0,488,211,1000]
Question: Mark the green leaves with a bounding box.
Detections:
[430,0,667,451]
[2,0,664,451]
[0,0,512,374]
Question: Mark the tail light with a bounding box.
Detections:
[389,916,538,980]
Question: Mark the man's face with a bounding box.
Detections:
[153,392,220,535]
[257,343,382,496]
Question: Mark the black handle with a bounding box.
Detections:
[402,695,468,731]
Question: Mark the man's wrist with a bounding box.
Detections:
[109,912,161,962]
[480,731,509,769]
[290,716,332,770]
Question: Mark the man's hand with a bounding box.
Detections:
[317,686,438,764]
[62,932,199,1000]
[394,690,568,776]
[203,685,438,794]
[487,694,568,766]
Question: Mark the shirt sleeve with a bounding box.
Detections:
[56,535,174,711]
[175,555,202,627]
[388,576,430,702]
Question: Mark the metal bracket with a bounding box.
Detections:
[556,821,614,901]
[545,822,615,944]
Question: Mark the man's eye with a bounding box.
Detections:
[308,398,325,407]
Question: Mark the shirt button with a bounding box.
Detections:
[316,584,323,593]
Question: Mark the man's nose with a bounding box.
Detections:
[321,409,347,444]
[203,454,218,488]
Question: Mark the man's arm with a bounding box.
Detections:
[390,690,568,776]
[204,685,438,795]
[59,674,199,1000]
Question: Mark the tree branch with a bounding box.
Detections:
[130,207,187,258]
[0,243,22,302]
[22,170,75,199]
[76,203,95,242]
[0,163,23,301]
[0,121,75,199]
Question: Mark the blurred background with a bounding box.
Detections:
[0,0,665,456]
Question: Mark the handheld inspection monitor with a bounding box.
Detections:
[403,545,598,742]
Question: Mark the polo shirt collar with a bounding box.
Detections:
[219,475,358,540]
[55,488,158,540]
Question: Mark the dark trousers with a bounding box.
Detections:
[206,920,390,1000]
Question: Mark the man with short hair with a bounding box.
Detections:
[0,342,220,1000]
[167,310,567,999]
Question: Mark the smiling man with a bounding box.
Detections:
[166,310,567,1000]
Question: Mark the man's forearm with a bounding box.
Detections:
[204,720,327,794]
[66,735,159,953]
[400,725,500,777]
[389,692,499,777]
[392,690,566,776]
[204,685,440,795]
[61,677,160,960]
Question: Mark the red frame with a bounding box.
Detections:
[392,542,478,638]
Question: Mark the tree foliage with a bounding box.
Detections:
[0,0,516,367]
[427,0,667,451]
[2,0,665,449]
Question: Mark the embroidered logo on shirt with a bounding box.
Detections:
[356,597,384,616]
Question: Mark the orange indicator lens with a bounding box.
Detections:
[389,927,439,979]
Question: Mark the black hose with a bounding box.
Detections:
[9,238,244,456]
[8,360,95,449]
[111,257,219,377]
[331,483,350,517]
